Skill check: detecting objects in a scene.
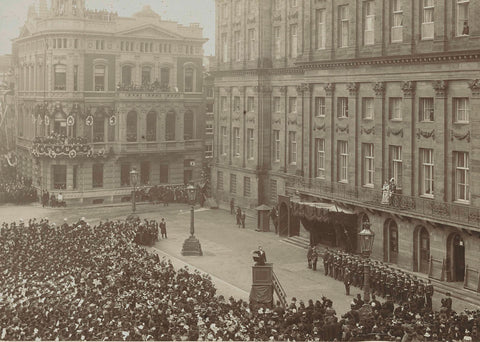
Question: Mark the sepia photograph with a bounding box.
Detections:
[0,0,479,341]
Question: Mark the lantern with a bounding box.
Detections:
[358,222,375,257]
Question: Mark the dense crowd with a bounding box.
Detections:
[117,81,172,93]
[33,134,88,146]
[0,216,479,341]
[0,175,37,205]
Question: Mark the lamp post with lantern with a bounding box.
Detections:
[358,221,375,303]
[181,183,203,256]
[129,168,139,215]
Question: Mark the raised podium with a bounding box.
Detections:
[249,263,274,306]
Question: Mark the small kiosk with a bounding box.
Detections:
[255,204,271,232]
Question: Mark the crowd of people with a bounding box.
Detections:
[84,9,118,21]
[132,218,160,246]
[33,134,88,146]
[0,216,479,341]
[117,81,172,93]
[0,175,37,205]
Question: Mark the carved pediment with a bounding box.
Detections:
[117,24,181,40]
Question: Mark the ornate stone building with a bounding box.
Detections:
[14,0,207,204]
[213,0,480,290]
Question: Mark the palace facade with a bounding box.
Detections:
[14,0,207,204]
[212,0,480,290]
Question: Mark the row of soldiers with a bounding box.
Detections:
[323,249,434,311]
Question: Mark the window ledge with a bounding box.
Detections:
[338,180,348,184]
[454,199,470,205]
[454,121,469,125]
[420,194,434,199]
[390,118,403,122]
[363,184,374,188]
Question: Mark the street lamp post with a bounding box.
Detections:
[186,184,196,235]
[181,184,203,256]
[129,168,139,214]
[358,222,375,303]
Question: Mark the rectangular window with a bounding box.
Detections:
[364,1,375,45]
[392,0,403,42]
[390,145,403,189]
[316,9,326,50]
[217,171,224,190]
[315,138,325,178]
[389,97,402,120]
[244,177,251,197]
[273,97,281,113]
[274,26,281,59]
[121,164,131,186]
[221,126,228,155]
[337,97,348,118]
[94,65,105,91]
[72,165,78,190]
[457,0,469,36]
[92,163,104,188]
[230,174,237,194]
[247,96,255,112]
[54,64,66,90]
[234,0,241,17]
[419,98,434,122]
[454,98,469,123]
[159,164,168,183]
[221,96,228,112]
[247,128,254,160]
[234,96,241,112]
[52,165,67,190]
[288,131,297,164]
[362,143,375,187]
[274,0,281,11]
[205,144,213,158]
[289,97,297,113]
[140,161,150,185]
[290,24,298,58]
[222,33,228,63]
[455,151,470,202]
[248,28,256,60]
[338,140,348,182]
[420,148,434,197]
[339,5,349,47]
[74,39,79,49]
[206,123,213,135]
[421,0,434,40]
[73,65,78,91]
[315,97,326,117]
[233,127,240,156]
[362,97,374,119]
[270,179,278,203]
[234,30,241,61]
[273,130,281,162]
[247,0,254,13]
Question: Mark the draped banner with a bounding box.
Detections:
[249,285,273,305]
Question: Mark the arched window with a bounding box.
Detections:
[126,111,137,142]
[142,66,151,85]
[184,110,194,140]
[122,65,132,86]
[93,115,105,142]
[146,111,157,141]
[383,219,398,264]
[160,67,170,90]
[54,64,66,90]
[94,65,106,91]
[165,110,176,141]
[184,67,194,92]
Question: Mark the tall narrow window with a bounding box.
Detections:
[362,143,375,187]
[288,131,297,164]
[247,96,255,112]
[217,171,224,191]
[160,67,170,89]
[273,130,280,162]
[315,138,325,178]
[233,96,241,112]
[337,97,348,118]
[126,111,137,142]
[184,67,194,92]
[73,65,78,91]
[339,5,349,47]
[92,164,104,188]
[270,179,278,203]
[184,110,194,140]
[364,1,375,45]
[247,128,254,159]
[274,0,281,11]
[221,126,227,155]
[122,65,132,86]
[93,115,105,142]
[420,148,434,197]
[392,0,403,42]
[94,65,106,91]
[419,98,434,122]
[248,29,256,60]
[121,164,131,186]
[390,145,403,189]
[160,164,169,183]
[230,174,237,194]
[316,9,326,50]
[455,151,470,202]
[234,30,241,61]
[454,98,469,123]
[244,177,251,197]
[290,24,298,58]
[54,64,66,90]
[289,97,297,113]
[273,97,281,113]
[221,96,228,112]
[233,127,240,156]
[389,97,402,120]
[234,0,241,17]
[457,0,470,36]
[142,66,151,85]
[274,26,281,59]
[165,110,176,141]
[247,0,254,14]
[222,33,228,63]
[362,97,374,119]
[338,140,348,182]
[52,165,67,190]
[315,97,326,117]
[140,161,150,185]
[421,0,434,40]
[146,111,157,141]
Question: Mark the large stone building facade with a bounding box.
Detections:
[14,0,207,204]
[213,0,480,289]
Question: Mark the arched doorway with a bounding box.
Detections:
[413,226,430,274]
[383,219,398,264]
[447,233,465,282]
[278,202,289,237]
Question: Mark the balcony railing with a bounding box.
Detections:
[285,175,480,229]
[118,140,203,153]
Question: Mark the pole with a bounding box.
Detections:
[363,257,371,303]
[190,206,194,236]
[132,183,136,213]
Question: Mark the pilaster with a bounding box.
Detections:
[402,81,416,196]
[324,83,335,183]
[433,80,448,202]
[468,79,480,207]
[373,82,386,183]
[347,82,360,187]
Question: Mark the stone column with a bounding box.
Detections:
[373,82,386,183]
[347,82,360,187]
[296,83,312,177]
[402,81,416,196]
[214,86,221,163]
[324,83,335,182]
[468,79,480,207]
[227,87,233,166]
[433,80,448,201]
[280,86,288,172]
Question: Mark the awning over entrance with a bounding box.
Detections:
[291,200,355,222]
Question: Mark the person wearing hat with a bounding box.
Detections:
[343,263,352,295]
[160,218,167,239]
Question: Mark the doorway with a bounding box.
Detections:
[419,226,430,274]
[447,233,465,282]
[279,202,288,237]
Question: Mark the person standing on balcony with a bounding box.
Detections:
[381,181,390,205]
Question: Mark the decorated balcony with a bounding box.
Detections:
[30,135,111,159]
